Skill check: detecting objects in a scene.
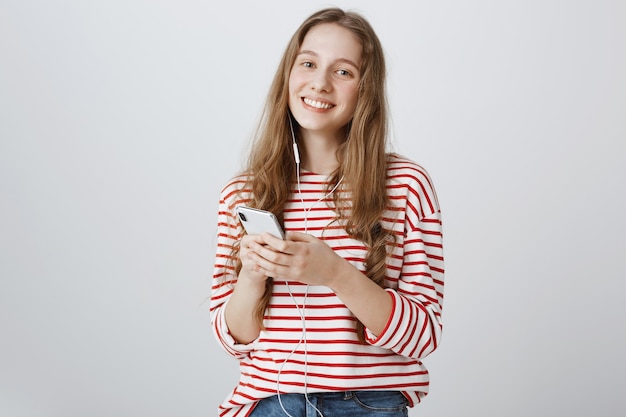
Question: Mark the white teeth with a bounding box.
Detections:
[303,98,333,109]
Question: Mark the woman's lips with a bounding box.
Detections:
[302,97,334,110]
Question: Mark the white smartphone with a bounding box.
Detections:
[235,205,285,239]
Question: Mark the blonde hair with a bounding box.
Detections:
[235,7,392,342]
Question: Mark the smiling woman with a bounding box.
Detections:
[209,7,444,417]
[288,23,362,147]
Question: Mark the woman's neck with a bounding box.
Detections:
[299,131,342,175]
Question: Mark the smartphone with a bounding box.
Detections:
[235,206,285,239]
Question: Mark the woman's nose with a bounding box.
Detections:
[310,71,331,92]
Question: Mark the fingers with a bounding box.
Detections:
[245,242,289,280]
[240,232,318,282]
[238,237,270,281]
[241,234,289,278]
[248,240,286,265]
[248,253,286,280]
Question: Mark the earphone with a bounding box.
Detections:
[289,114,301,166]
[277,116,341,417]
[289,115,305,226]
[289,115,343,232]
[292,140,301,164]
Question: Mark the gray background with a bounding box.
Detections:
[1,0,624,416]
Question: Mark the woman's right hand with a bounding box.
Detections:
[239,234,274,283]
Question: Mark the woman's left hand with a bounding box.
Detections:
[245,231,348,287]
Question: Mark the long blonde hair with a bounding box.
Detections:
[235,7,392,342]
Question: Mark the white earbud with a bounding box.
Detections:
[288,116,300,165]
[292,142,300,164]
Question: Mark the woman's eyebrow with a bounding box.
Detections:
[297,50,360,69]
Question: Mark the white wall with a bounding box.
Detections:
[1,1,624,416]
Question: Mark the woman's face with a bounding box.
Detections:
[288,23,362,141]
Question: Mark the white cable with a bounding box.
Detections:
[276,284,308,417]
[281,117,341,417]
[276,283,325,417]
[277,172,340,417]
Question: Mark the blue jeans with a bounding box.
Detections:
[249,390,408,417]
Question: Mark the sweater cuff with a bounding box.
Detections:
[364,289,397,346]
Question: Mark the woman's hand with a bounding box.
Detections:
[238,234,277,283]
[245,231,394,336]
[246,231,349,287]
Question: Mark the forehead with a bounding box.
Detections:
[300,23,362,67]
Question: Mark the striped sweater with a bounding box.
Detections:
[210,154,444,417]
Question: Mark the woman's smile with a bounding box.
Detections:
[302,97,335,110]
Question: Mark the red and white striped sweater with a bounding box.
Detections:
[210,154,444,417]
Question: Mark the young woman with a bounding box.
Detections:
[210,7,444,417]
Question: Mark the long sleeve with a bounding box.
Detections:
[209,176,253,358]
[364,155,444,359]
[365,211,444,359]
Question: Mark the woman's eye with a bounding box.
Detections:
[302,61,314,68]
[337,69,351,76]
